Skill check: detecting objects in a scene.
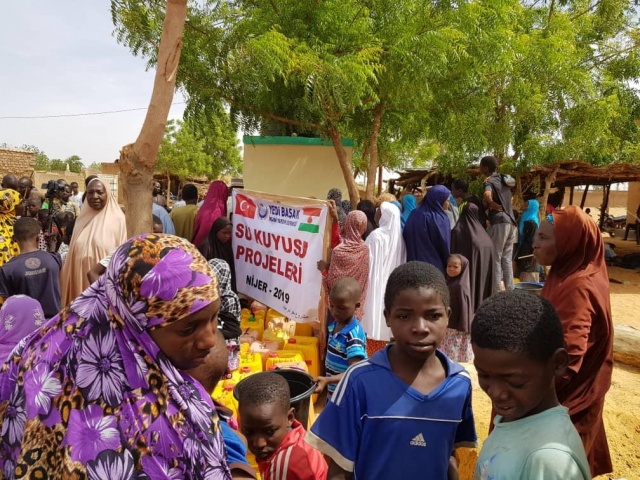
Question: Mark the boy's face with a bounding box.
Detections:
[240,402,295,461]
[472,345,566,423]
[329,291,358,323]
[27,202,41,217]
[384,287,449,361]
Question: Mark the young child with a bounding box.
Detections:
[0,217,61,319]
[25,197,42,218]
[237,372,328,480]
[187,328,257,479]
[315,277,367,399]
[471,291,590,479]
[441,254,474,363]
[307,261,477,479]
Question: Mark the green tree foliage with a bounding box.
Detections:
[48,159,68,171]
[157,118,240,181]
[20,145,51,170]
[112,0,640,194]
[65,155,84,173]
[426,0,640,175]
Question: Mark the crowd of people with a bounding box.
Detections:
[0,155,617,479]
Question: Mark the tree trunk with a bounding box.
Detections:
[328,127,360,209]
[539,167,560,221]
[119,0,188,237]
[365,103,383,200]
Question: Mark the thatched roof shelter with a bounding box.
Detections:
[395,161,640,189]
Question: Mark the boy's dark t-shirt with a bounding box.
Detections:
[484,173,516,225]
[0,251,62,318]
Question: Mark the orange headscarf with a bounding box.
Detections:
[541,206,613,476]
[60,178,127,305]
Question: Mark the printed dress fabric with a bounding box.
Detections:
[0,234,231,480]
[0,189,21,267]
[324,211,370,322]
[363,202,406,343]
[403,185,451,273]
[192,181,229,248]
[541,206,614,477]
[59,178,127,305]
[0,295,45,362]
[441,255,473,363]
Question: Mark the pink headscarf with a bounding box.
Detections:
[192,181,229,247]
[324,210,370,320]
[0,295,45,361]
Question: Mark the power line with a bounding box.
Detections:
[0,102,187,120]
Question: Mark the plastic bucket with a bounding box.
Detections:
[234,369,316,428]
[514,282,544,296]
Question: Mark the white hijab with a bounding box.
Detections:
[363,202,406,341]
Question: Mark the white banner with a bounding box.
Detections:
[232,190,328,322]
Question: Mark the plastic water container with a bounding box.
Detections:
[250,341,280,369]
[241,310,265,340]
[294,322,314,337]
[239,349,263,375]
[284,336,320,378]
[214,383,239,419]
[239,329,259,345]
[262,328,286,350]
[265,350,305,371]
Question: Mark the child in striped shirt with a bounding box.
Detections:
[315,277,367,399]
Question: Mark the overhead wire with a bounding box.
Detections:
[0,101,186,120]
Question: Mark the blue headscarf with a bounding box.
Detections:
[402,185,452,273]
[519,199,540,242]
[401,194,417,230]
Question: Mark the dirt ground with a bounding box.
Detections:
[459,236,640,480]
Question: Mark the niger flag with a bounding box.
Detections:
[298,207,322,233]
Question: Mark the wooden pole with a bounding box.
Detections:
[599,184,611,230]
[580,184,590,208]
[540,166,560,221]
[569,186,574,205]
[377,163,383,196]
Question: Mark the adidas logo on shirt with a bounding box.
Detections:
[410,433,427,447]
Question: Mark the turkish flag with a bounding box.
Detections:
[235,193,256,219]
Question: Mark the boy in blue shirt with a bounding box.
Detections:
[315,277,367,399]
[307,261,477,479]
[471,291,591,480]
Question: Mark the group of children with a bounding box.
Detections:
[198,260,590,480]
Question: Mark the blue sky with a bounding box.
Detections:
[0,2,187,164]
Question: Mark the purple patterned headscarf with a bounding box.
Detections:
[0,295,45,362]
[0,234,231,479]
